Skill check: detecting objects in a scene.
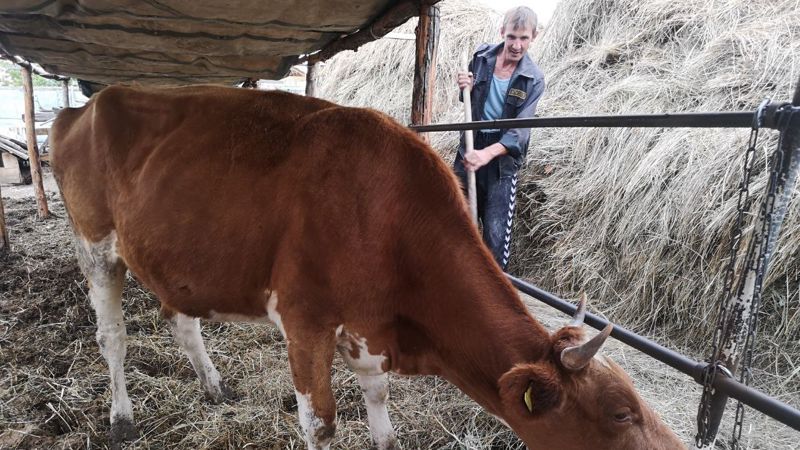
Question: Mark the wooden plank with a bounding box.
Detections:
[411,3,440,141]
[21,64,49,219]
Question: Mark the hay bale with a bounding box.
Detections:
[318,0,800,390]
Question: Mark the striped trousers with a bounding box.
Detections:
[454,133,519,270]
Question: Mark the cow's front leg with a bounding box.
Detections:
[287,328,338,450]
[357,373,399,450]
[163,308,234,403]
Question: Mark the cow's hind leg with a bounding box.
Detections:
[287,327,338,450]
[162,308,234,403]
[75,233,138,445]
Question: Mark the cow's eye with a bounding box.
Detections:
[612,409,632,423]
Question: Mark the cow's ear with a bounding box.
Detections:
[499,363,561,417]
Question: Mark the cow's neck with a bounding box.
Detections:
[398,243,552,417]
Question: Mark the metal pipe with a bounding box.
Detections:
[714,375,800,431]
[410,111,758,132]
[506,274,800,431]
[506,275,703,378]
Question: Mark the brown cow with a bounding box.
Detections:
[50,85,684,449]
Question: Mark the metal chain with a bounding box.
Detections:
[695,100,768,447]
[730,107,793,448]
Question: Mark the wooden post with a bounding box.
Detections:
[411,3,440,142]
[0,183,9,253]
[21,64,49,219]
[305,60,317,97]
[61,79,70,107]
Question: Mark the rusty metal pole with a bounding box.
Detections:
[61,79,70,107]
[305,60,317,97]
[411,3,440,143]
[21,64,49,219]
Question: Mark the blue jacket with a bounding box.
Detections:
[459,43,545,176]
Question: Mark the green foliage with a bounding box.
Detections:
[0,60,62,87]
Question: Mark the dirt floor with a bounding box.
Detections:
[1,174,797,449]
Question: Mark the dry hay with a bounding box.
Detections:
[316,0,502,161]
[1,180,797,448]
[317,0,800,415]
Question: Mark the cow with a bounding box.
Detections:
[50,84,684,450]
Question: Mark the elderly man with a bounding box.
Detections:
[456,6,545,270]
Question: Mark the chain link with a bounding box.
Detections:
[695,100,767,447]
[730,107,792,448]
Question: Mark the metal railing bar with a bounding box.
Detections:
[410,111,757,132]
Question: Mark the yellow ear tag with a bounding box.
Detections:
[524,385,534,413]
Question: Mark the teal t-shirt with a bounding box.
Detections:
[482,75,510,122]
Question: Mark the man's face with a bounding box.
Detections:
[501,25,534,62]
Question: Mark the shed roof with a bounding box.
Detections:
[0,0,433,85]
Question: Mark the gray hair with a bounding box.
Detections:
[502,6,538,32]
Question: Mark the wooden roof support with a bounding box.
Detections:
[305,62,318,97]
[307,0,435,65]
[411,2,440,140]
[62,79,70,108]
[21,64,50,219]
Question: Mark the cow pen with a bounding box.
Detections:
[411,76,800,447]
[1,0,799,448]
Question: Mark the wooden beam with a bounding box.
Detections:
[411,3,440,140]
[62,79,70,107]
[0,183,8,253]
[21,64,50,219]
[309,0,436,64]
[305,62,317,97]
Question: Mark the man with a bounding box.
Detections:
[456,6,545,270]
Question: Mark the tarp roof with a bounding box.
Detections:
[0,0,433,85]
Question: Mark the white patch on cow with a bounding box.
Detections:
[295,390,332,450]
[357,374,398,450]
[168,313,225,401]
[336,328,387,376]
[266,291,286,337]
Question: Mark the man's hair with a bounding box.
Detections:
[502,6,538,32]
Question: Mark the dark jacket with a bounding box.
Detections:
[459,43,545,177]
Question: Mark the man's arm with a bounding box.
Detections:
[498,77,546,160]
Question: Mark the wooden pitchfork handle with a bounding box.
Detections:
[461,52,478,225]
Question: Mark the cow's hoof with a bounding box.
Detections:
[206,381,238,404]
[109,417,139,448]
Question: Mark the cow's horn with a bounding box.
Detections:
[569,292,587,327]
[560,324,613,371]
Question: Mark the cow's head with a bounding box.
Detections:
[498,295,684,449]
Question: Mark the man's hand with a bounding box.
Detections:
[463,143,508,171]
[457,71,474,91]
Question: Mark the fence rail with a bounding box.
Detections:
[409,107,797,132]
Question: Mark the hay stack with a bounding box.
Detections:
[316,0,501,159]
[317,0,800,387]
